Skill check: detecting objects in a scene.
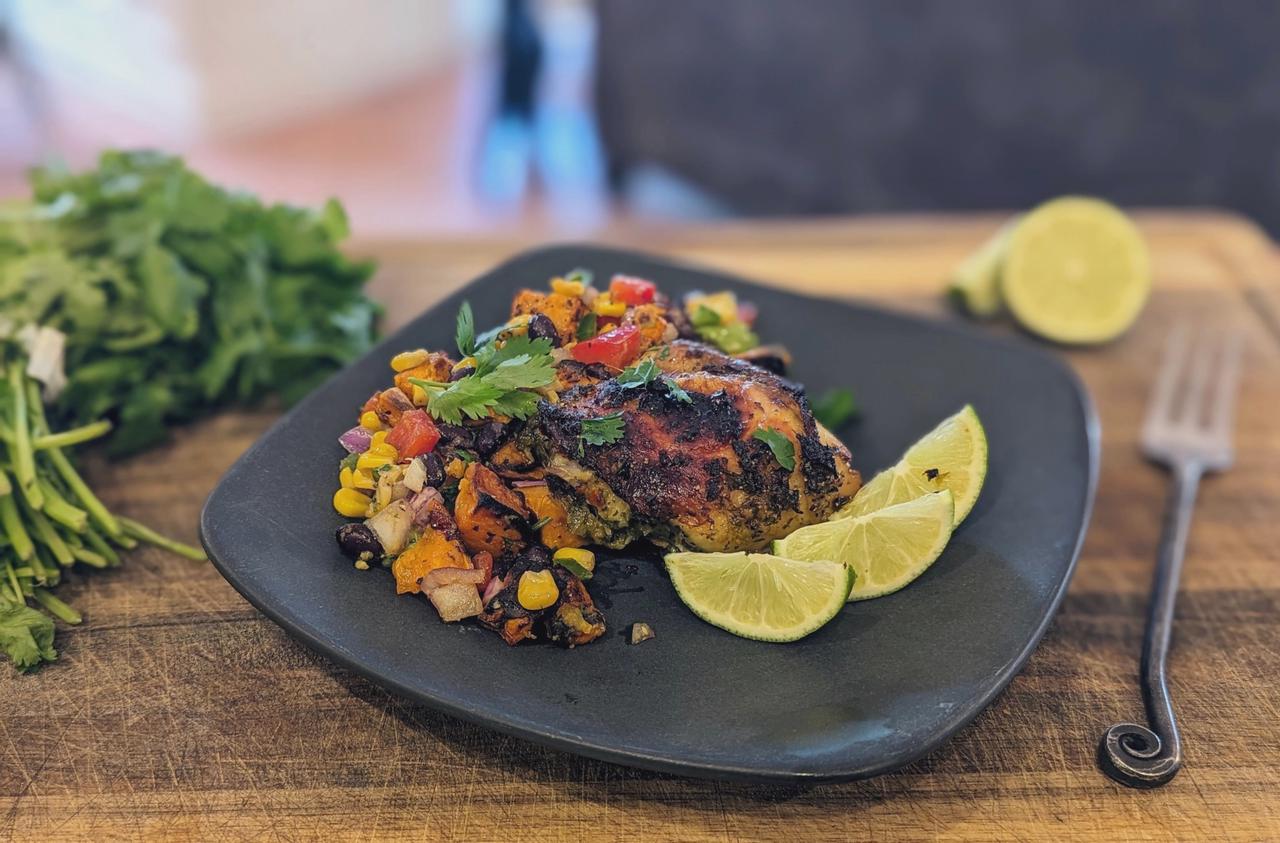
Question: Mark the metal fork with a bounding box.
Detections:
[1099,326,1244,788]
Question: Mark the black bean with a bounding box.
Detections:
[437,423,476,448]
[527,312,561,346]
[422,452,445,489]
[474,421,507,457]
[449,365,476,381]
[335,523,383,562]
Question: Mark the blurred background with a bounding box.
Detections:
[2,0,1277,237]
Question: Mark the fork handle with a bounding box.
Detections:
[1100,461,1201,788]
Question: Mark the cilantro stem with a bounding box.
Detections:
[82,527,121,566]
[6,362,42,509]
[0,490,34,561]
[43,448,120,536]
[118,517,206,561]
[35,478,88,533]
[69,546,110,568]
[22,503,75,566]
[33,420,112,450]
[32,588,81,624]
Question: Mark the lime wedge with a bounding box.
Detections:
[840,405,987,525]
[1001,196,1149,344]
[664,552,853,642]
[774,491,954,600]
[947,220,1017,318]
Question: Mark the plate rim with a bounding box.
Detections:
[200,242,1100,782]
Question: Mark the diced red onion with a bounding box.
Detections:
[339,426,372,453]
[510,479,547,489]
[481,576,504,605]
[408,487,443,527]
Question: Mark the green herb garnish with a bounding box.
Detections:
[580,412,625,447]
[812,387,860,430]
[410,333,555,425]
[455,300,476,357]
[616,358,692,403]
[665,379,693,403]
[530,515,553,531]
[576,312,598,341]
[752,427,796,470]
[616,359,660,388]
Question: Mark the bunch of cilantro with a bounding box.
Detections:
[0,150,379,671]
[0,150,379,455]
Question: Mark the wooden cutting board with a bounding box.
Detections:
[3,210,1278,841]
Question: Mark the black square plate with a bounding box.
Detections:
[201,245,1097,782]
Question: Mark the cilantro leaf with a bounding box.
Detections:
[616,359,659,388]
[410,334,555,424]
[812,387,859,430]
[752,427,796,470]
[0,603,57,672]
[616,358,692,403]
[664,378,692,403]
[576,312,597,341]
[580,412,625,446]
[455,300,475,357]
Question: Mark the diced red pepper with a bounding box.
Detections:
[571,323,642,368]
[609,274,657,306]
[385,409,441,458]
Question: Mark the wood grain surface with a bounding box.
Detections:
[3,211,1279,842]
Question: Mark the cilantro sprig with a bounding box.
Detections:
[615,359,692,403]
[752,427,796,470]
[455,300,476,357]
[410,329,556,425]
[580,412,625,446]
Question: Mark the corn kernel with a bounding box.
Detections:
[339,467,355,489]
[357,452,393,472]
[452,356,477,372]
[551,277,585,297]
[350,469,376,490]
[411,384,428,406]
[445,458,467,479]
[517,569,560,611]
[552,547,596,575]
[367,442,398,460]
[390,349,429,372]
[370,430,388,447]
[360,411,382,431]
[333,488,371,518]
[592,294,626,318]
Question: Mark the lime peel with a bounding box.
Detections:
[663,551,852,642]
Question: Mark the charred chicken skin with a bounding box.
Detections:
[531,340,860,552]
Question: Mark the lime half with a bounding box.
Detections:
[664,552,853,642]
[1002,196,1149,344]
[947,220,1017,318]
[774,491,954,600]
[841,405,987,525]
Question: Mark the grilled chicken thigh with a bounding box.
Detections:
[531,340,860,552]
